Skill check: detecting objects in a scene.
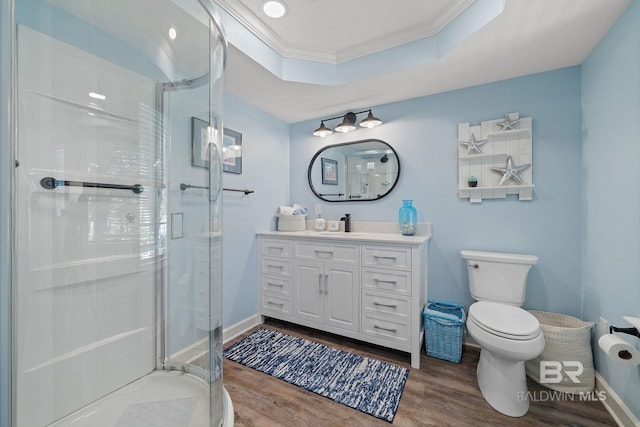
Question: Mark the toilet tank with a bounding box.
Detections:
[461,250,538,306]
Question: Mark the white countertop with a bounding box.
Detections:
[257,222,431,245]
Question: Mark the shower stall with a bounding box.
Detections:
[2,0,232,426]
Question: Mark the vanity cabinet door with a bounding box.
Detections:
[324,263,359,332]
[293,259,359,333]
[294,260,323,323]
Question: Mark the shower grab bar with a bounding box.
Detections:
[180,183,254,195]
[40,176,143,194]
[319,193,344,197]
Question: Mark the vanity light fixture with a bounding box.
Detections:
[313,121,333,137]
[335,112,357,133]
[312,109,382,137]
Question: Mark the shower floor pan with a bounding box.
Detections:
[49,371,233,427]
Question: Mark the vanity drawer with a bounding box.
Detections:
[362,268,411,296]
[362,315,409,344]
[362,291,409,319]
[261,238,292,258]
[362,245,411,270]
[262,294,291,315]
[261,257,292,277]
[295,241,358,264]
[261,275,291,295]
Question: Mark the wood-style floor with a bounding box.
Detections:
[223,319,616,427]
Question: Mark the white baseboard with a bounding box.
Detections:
[171,337,209,364]
[595,372,640,427]
[223,314,262,344]
[171,314,263,364]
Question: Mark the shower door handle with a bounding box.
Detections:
[208,142,222,202]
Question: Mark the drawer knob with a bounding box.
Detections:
[374,278,397,285]
[374,324,397,333]
[315,249,334,255]
[373,301,398,309]
[267,301,284,307]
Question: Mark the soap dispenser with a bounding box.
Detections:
[315,214,326,231]
[314,204,325,231]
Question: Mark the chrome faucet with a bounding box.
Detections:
[340,213,351,232]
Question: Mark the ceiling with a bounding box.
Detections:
[219,0,631,124]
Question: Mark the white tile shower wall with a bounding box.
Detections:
[15,26,155,426]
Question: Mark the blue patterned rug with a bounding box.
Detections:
[223,328,409,422]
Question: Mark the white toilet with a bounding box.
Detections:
[461,250,544,417]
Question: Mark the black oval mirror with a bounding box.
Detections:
[308,139,400,202]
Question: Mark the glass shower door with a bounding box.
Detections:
[13,1,227,426]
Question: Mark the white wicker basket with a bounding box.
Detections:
[525,310,595,393]
[277,215,306,231]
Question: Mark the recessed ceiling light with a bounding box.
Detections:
[262,0,287,19]
[89,92,106,100]
[169,27,177,40]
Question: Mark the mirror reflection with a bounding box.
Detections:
[308,139,400,202]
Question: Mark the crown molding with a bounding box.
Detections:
[215,0,474,64]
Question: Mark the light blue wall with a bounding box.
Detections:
[290,68,583,315]
[221,93,289,326]
[581,0,640,419]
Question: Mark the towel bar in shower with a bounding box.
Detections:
[40,176,143,194]
[180,183,254,195]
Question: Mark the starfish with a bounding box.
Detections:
[491,155,530,185]
[460,133,488,155]
[498,114,519,131]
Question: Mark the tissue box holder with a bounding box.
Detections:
[277,215,306,231]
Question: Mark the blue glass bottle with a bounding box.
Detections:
[398,200,417,235]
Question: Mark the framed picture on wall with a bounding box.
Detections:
[191,117,209,168]
[321,158,338,185]
[222,127,242,174]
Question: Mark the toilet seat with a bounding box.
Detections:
[469,301,540,340]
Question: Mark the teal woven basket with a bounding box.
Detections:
[424,300,466,363]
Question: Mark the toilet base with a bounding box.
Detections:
[477,348,530,417]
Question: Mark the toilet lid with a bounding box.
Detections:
[469,301,540,340]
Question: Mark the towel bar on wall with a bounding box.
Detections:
[40,176,143,194]
[180,183,254,195]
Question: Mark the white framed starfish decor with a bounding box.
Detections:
[491,155,531,185]
[497,113,519,131]
[460,133,488,155]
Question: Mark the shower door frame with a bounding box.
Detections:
[0,0,15,426]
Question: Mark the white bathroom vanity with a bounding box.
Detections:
[257,224,430,368]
